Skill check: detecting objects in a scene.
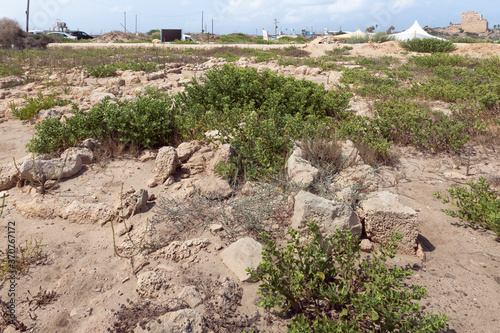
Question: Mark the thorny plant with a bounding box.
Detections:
[152,183,292,241]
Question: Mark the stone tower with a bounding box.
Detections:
[461,11,488,33]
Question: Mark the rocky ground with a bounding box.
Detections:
[0,43,499,333]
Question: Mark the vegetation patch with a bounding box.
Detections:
[248,222,449,332]
[434,177,500,236]
[400,38,456,53]
[10,91,71,120]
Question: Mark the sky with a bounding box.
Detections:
[1,0,499,35]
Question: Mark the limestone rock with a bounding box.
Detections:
[89,92,115,105]
[176,140,202,162]
[152,146,179,186]
[193,177,233,199]
[119,189,148,218]
[360,239,374,252]
[209,144,235,173]
[0,76,23,89]
[19,154,83,182]
[136,270,169,298]
[15,198,59,219]
[63,147,94,165]
[291,190,362,238]
[138,150,157,162]
[154,239,210,262]
[134,309,206,333]
[35,109,62,123]
[178,285,203,308]
[294,66,309,75]
[359,191,419,254]
[287,147,319,186]
[0,164,19,191]
[220,237,263,282]
[63,201,114,225]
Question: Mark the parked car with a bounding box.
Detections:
[46,32,78,40]
[67,31,94,40]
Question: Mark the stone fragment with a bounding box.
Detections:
[193,177,233,199]
[220,237,263,282]
[291,190,362,238]
[359,191,419,254]
[89,92,115,105]
[19,154,83,182]
[360,239,374,252]
[62,147,94,165]
[176,140,202,162]
[63,201,114,225]
[287,147,319,186]
[134,309,206,333]
[151,146,179,186]
[136,270,169,298]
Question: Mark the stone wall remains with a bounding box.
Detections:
[461,11,488,34]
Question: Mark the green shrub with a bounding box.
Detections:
[85,63,118,77]
[370,32,395,43]
[27,90,175,153]
[176,64,351,179]
[434,177,500,235]
[248,221,449,332]
[11,91,71,120]
[0,62,23,76]
[400,38,456,53]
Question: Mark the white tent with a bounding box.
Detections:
[393,21,443,41]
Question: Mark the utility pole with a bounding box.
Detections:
[26,0,30,32]
[274,18,278,37]
[135,15,137,34]
[201,11,204,35]
[124,12,126,33]
[212,19,214,42]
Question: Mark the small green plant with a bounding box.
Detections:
[85,63,118,77]
[10,91,70,120]
[0,237,46,280]
[400,38,456,53]
[248,222,449,332]
[434,177,500,235]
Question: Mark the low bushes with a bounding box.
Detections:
[27,90,175,153]
[400,38,456,53]
[11,92,71,120]
[434,177,500,236]
[248,221,449,332]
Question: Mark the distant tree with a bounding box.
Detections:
[386,25,395,34]
[449,22,453,26]
[494,24,498,29]
[365,26,375,33]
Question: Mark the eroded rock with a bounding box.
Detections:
[220,237,262,282]
[291,190,362,238]
[19,154,83,182]
[63,201,114,225]
[359,191,419,254]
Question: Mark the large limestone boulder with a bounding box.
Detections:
[134,309,206,333]
[291,190,362,238]
[208,143,235,174]
[220,237,263,282]
[19,154,83,182]
[193,177,233,199]
[359,191,419,254]
[149,146,179,187]
[62,201,114,225]
[287,147,319,186]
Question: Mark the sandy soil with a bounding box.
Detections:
[0,44,499,332]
